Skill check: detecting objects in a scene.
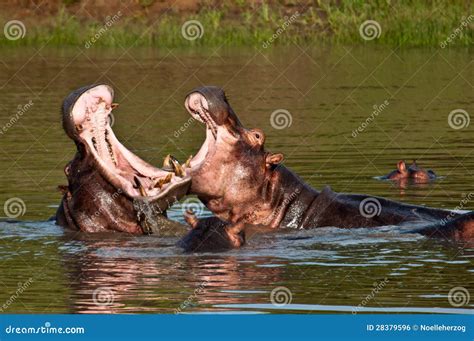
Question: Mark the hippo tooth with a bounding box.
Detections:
[91,137,98,152]
[134,176,148,197]
[163,173,173,184]
[199,106,218,138]
[184,155,193,168]
[163,155,184,176]
[92,102,111,165]
[163,154,173,171]
[154,173,173,189]
[139,185,147,197]
[171,159,185,177]
[184,209,198,228]
[105,130,117,166]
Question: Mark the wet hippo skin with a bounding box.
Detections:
[178,86,473,252]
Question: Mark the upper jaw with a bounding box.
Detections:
[185,87,245,171]
[184,91,219,172]
[63,84,191,200]
[62,84,114,141]
[185,91,218,138]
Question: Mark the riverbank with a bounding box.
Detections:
[0,1,472,48]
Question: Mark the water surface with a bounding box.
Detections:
[0,46,473,314]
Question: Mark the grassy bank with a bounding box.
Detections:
[0,0,472,48]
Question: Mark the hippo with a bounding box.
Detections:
[56,84,191,235]
[178,86,474,252]
[381,160,437,183]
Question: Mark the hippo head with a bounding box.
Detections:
[408,161,437,182]
[185,86,283,223]
[58,84,191,233]
[385,160,410,181]
[384,160,436,184]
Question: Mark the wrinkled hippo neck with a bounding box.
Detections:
[259,165,320,229]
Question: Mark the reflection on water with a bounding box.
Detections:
[0,220,473,314]
[0,46,473,314]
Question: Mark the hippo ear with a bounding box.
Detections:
[397,160,407,173]
[266,153,284,168]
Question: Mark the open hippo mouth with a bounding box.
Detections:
[63,84,191,200]
[184,86,242,173]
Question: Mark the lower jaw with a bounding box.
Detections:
[83,139,188,200]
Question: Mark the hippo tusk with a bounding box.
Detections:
[133,176,148,197]
[171,158,185,177]
[184,209,199,229]
[153,173,173,189]
[163,154,172,171]
[184,155,193,168]
[163,154,185,177]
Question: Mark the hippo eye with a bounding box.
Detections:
[250,129,264,144]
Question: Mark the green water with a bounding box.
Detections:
[0,46,472,314]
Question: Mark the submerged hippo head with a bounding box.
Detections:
[185,86,284,225]
[383,160,436,183]
[56,84,191,234]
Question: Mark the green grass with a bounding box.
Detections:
[0,0,472,47]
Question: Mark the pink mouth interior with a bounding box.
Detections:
[71,85,189,198]
[185,92,217,170]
